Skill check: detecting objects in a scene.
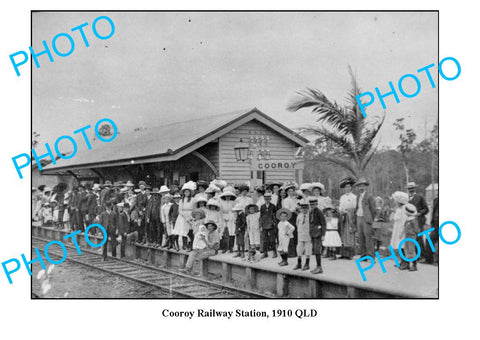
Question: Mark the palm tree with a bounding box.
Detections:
[287,67,385,178]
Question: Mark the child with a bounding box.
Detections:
[372,196,385,252]
[401,203,421,271]
[169,194,181,250]
[192,224,208,250]
[205,198,224,245]
[246,203,261,262]
[323,206,342,260]
[191,208,206,236]
[294,203,312,270]
[41,202,54,226]
[232,203,246,258]
[160,194,173,248]
[276,208,295,266]
[194,197,209,217]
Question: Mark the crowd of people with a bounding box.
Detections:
[32,176,439,275]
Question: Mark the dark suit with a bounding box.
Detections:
[309,207,326,255]
[136,192,148,211]
[168,202,179,225]
[99,210,117,259]
[86,191,98,225]
[100,188,112,209]
[117,211,130,257]
[235,212,247,247]
[68,191,78,230]
[259,203,277,253]
[354,192,376,257]
[409,192,429,261]
[409,193,429,228]
[146,197,161,244]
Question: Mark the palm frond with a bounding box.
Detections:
[358,112,386,159]
[287,89,356,135]
[297,125,356,157]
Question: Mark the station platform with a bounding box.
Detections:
[31,224,438,299]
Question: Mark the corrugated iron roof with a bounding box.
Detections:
[42,107,307,173]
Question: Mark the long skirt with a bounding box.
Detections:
[287,212,297,257]
[391,220,405,249]
[172,215,191,237]
[341,209,356,247]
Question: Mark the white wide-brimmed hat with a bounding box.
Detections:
[232,203,244,211]
[211,179,227,189]
[193,196,208,205]
[309,182,325,192]
[181,181,197,192]
[220,189,237,200]
[206,198,220,209]
[299,183,312,191]
[392,191,409,205]
[159,185,170,194]
[205,184,221,194]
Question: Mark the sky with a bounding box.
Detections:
[32,11,438,149]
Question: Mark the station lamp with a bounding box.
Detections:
[233,138,250,162]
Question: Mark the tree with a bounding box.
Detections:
[393,118,417,184]
[287,66,385,178]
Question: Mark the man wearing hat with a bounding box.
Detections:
[100,202,117,261]
[86,183,99,230]
[407,181,429,262]
[354,178,377,259]
[136,181,148,212]
[100,180,113,211]
[117,202,130,258]
[52,183,68,230]
[183,220,220,274]
[259,192,278,258]
[338,177,357,259]
[146,188,162,247]
[308,196,327,274]
[75,184,88,232]
[66,186,78,231]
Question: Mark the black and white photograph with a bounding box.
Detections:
[29,11,440,299]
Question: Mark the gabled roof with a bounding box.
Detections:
[42,107,308,173]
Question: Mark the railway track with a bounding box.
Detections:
[32,236,271,299]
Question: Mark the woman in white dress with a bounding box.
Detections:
[390,191,409,259]
[219,188,237,253]
[172,181,196,250]
[282,181,299,257]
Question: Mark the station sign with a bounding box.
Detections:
[251,160,304,171]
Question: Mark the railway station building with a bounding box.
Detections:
[41,108,309,187]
